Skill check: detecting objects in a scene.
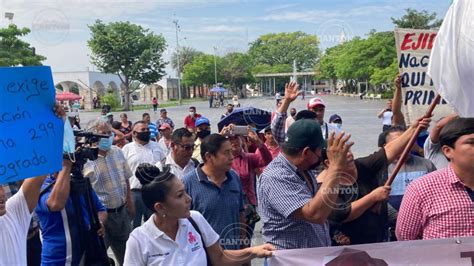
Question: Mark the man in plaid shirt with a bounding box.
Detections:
[396,117,474,240]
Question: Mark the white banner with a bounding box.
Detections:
[394,28,454,125]
[269,236,474,265]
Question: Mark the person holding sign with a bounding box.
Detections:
[397,117,474,240]
[0,104,65,265]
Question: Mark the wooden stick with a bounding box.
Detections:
[384,94,441,186]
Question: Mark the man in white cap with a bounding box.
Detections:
[306,97,340,140]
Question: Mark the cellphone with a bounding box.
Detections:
[231,125,248,136]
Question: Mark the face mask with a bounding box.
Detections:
[196,129,211,139]
[308,149,322,170]
[330,123,342,130]
[98,133,114,151]
[189,111,195,116]
[290,112,296,117]
[63,120,76,155]
[136,131,151,142]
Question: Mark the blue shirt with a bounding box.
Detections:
[257,153,331,249]
[36,176,106,265]
[183,166,244,250]
[148,123,159,140]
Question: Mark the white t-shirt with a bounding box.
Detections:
[122,141,166,190]
[158,138,171,157]
[124,211,219,266]
[0,188,32,265]
[381,111,393,126]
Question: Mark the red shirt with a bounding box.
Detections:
[231,145,272,205]
[184,114,201,129]
[396,164,474,240]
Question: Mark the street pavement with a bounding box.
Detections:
[79,94,387,265]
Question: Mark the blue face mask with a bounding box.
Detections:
[98,133,114,151]
[63,120,76,155]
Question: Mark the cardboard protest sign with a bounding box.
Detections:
[0,66,63,184]
[394,28,454,125]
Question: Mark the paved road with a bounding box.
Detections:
[83,95,386,265]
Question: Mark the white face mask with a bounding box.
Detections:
[189,111,195,116]
[330,122,342,130]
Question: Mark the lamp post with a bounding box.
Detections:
[173,19,182,105]
[213,46,218,87]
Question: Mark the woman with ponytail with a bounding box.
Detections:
[124,163,275,265]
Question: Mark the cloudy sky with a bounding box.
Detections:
[1,0,451,75]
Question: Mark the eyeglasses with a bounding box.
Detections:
[175,143,194,151]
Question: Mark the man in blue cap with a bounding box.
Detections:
[192,117,211,163]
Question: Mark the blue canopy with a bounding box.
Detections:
[218,107,271,131]
[210,86,227,93]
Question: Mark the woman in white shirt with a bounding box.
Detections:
[124,164,275,265]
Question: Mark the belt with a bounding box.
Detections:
[107,204,125,214]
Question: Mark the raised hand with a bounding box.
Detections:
[284,81,301,102]
[326,131,354,175]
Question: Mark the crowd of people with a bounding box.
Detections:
[1,77,473,265]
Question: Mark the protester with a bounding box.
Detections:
[306,97,340,139]
[329,114,343,130]
[259,126,281,159]
[156,128,199,179]
[124,164,275,265]
[36,159,107,265]
[192,117,211,163]
[378,126,436,211]
[122,121,166,228]
[156,108,175,130]
[183,134,245,250]
[397,117,474,240]
[257,81,354,250]
[223,125,272,242]
[83,120,134,265]
[327,116,432,245]
[143,113,158,141]
[378,100,393,132]
[184,106,202,131]
[119,113,133,142]
[221,103,234,119]
[152,97,158,113]
[73,115,81,130]
[285,107,297,132]
[424,114,458,169]
[157,123,172,156]
[111,121,128,148]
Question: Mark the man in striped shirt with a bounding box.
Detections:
[397,117,474,240]
[83,120,133,265]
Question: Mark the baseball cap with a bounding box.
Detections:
[195,117,210,127]
[329,114,342,123]
[307,98,326,109]
[159,123,171,130]
[284,119,324,150]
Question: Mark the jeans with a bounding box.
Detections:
[132,191,152,229]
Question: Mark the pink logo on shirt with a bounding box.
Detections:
[188,231,197,244]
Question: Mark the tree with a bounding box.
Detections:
[221,52,254,97]
[182,54,223,87]
[0,24,46,66]
[249,31,320,71]
[170,46,203,73]
[391,8,442,29]
[88,20,167,111]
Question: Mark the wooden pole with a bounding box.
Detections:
[384,94,442,186]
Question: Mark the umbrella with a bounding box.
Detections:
[218,107,271,131]
[56,91,81,101]
[210,86,227,93]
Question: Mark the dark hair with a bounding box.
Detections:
[439,117,474,148]
[189,106,196,110]
[200,133,229,163]
[295,110,317,121]
[142,113,150,118]
[172,128,194,144]
[378,125,406,147]
[120,113,127,118]
[111,121,121,130]
[132,120,146,128]
[135,163,176,211]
